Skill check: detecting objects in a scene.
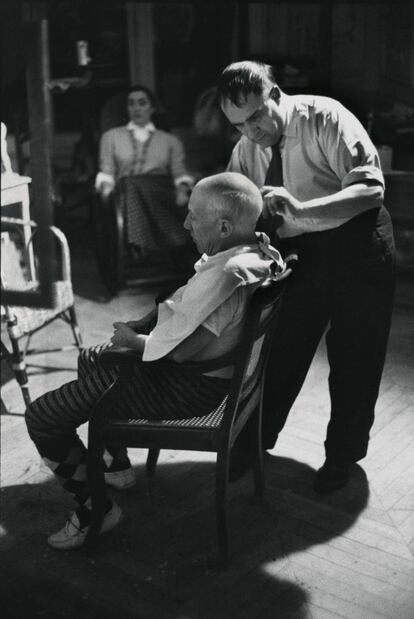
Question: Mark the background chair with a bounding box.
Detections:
[91,174,196,296]
[86,262,295,565]
[90,91,228,297]
[1,222,83,407]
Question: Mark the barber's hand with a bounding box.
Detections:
[111,322,140,348]
[261,186,303,219]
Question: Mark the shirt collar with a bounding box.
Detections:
[126,121,156,142]
[280,93,298,138]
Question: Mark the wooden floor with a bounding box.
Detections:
[1,242,414,619]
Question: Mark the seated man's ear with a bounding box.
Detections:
[220,219,232,237]
[269,86,281,103]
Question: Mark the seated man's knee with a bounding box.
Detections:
[78,343,110,374]
[25,402,41,440]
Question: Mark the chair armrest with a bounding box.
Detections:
[50,226,72,281]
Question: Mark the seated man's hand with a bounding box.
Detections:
[124,318,149,332]
[111,322,148,351]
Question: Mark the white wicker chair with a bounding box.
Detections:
[1,224,83,406]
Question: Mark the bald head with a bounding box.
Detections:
[185,172,263,254]
[194,172,262,229]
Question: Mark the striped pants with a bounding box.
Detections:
[25,344,229,505]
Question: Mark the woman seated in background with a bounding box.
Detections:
[95,84,195,261]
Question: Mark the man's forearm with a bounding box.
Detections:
[301,182,384,220]
[126,333,148,352]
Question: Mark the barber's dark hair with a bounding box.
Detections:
[127,84,157,108]
[218,61,277,106]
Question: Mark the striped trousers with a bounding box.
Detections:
[25,344,229,505]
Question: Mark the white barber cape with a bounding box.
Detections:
[143,234,286,361]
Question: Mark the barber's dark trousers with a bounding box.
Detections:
[262,206,396,463]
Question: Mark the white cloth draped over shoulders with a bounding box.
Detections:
[143,239,285,361]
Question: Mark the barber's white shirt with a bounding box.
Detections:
[227,94,384,237]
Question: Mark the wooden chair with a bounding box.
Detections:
[86,260,295,564]
[1,223,83,406]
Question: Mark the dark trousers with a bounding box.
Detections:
[262,206,396,462]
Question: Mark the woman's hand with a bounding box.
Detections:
[261,186,304,219]
[99,181,113,200]
[175,183,192,207]
[110,322,147,351]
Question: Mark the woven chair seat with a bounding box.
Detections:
[7,280,74,338]
[117,397,228,430]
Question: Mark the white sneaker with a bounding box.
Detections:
[47,503,122,550]
[104,468,136,490]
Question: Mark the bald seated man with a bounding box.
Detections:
[25,171,286,551]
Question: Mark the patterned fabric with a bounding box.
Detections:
[115,174,190,253]
[25,343,230,504]
[122,398,227,428]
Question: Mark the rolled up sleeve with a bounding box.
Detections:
[169,135,193,183]
[99,130,116,178]
[321,106,384,190]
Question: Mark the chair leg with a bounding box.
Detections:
[85,417,107,549]
[215,450,230,566]
[251,407,265,497]
[1,336,31,407]
[68,305,83,349]
[146,449,160,476]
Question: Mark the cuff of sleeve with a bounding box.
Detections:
[342,166,384,189]
[95,172,115,191]
[174,174,195,188]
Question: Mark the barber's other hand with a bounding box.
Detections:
[261,186,303,219]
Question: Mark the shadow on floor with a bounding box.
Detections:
[0,456,369,619]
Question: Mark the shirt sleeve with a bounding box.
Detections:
[99,129,116,178]
[169,134,194,184]
[319,105,384,189]
[202,287,246,337]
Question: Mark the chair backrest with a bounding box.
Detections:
[1,222,72,287]
[219,272,291,443]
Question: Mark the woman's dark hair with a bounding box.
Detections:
[218,61,277,106]
[126,84,157,108]
[125,84,171,130]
